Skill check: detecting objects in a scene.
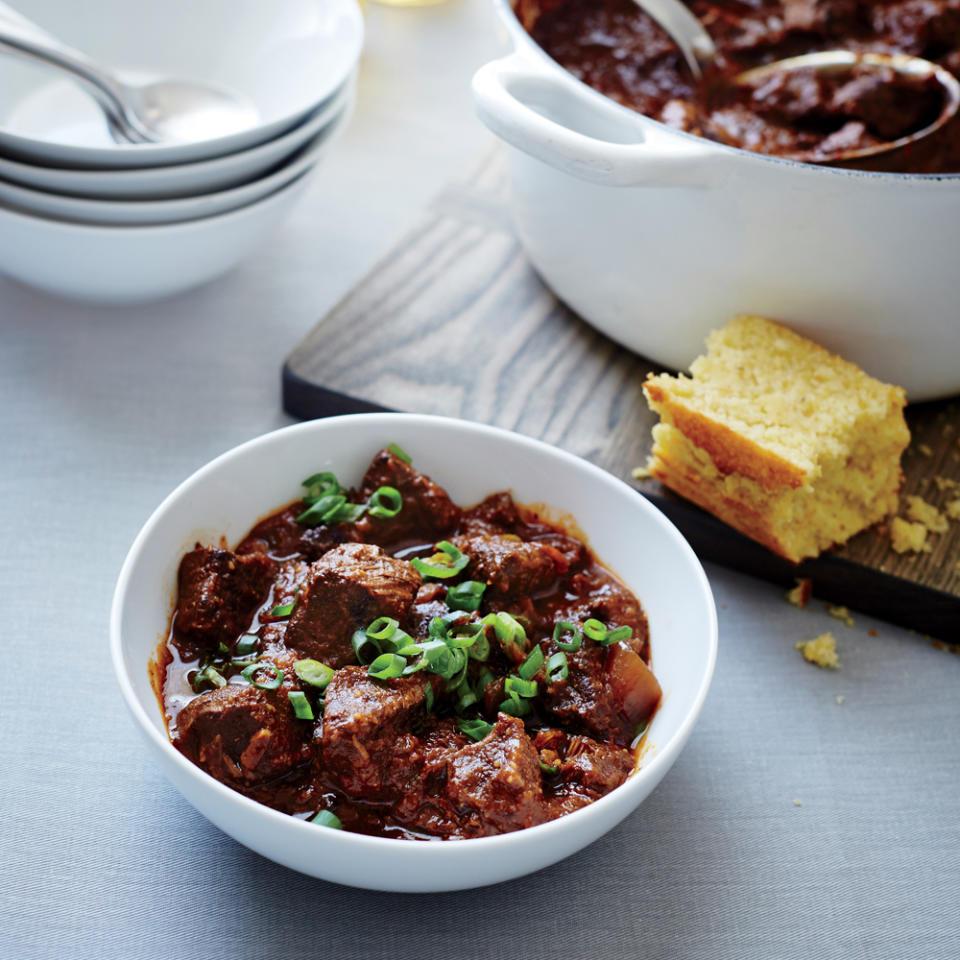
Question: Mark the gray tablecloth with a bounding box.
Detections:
[2,3,958,957]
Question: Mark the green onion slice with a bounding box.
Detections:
[294,659,334,690]
[459,718,493,741]
[241,662,284,690]
[505,675,538,699]
[352,628,381,665]
[366,617,399,641]
[368,485,403,519]
[326,501,368,524]
[582,618,633,646]
[474,667,496,699]
[192,664,227,692]
[288,690,315,720]
[583,618,609,642]
[446,580,486,612]
[603,625,633,645]
[547,650,569,683]
[368,653,407,680]
[518,645,544,681]
[499,697,532,717]
[411,541,469,580]
[539,760,559,776]
[483,611,530,662]
[456,688,478,713]
[387,443,412,464]
[295,493,345,526]
[235,634,259,657]
[552,621,582,652]
[269,591,298,618]
[633,720,649,741]
[302,471,340,498]
[310,809,343,829]
[424,681,434,713]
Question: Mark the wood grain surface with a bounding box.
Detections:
[284,149,960,640]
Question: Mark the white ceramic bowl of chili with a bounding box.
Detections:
[110,413,717,891]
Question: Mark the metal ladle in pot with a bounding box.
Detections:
[633,0,960,163]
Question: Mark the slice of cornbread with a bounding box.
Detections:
[642,316,910,564]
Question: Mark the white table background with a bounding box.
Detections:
[2,3,958,957]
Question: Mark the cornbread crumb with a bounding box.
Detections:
[917,443,933,457]
[836,695,845,704]
[946,499,960,521]
[786,578,812,608]
[630,463,652,481]
[826,604,854,627]
[904,495,948,534]
[642,316,909,563]
[796,632,840,668]
[889,517,931,554]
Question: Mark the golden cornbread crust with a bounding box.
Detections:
[643,316,910,564]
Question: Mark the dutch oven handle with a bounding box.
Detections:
[472,54,715,188]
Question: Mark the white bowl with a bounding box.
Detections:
[0,75,353,201]
[110,414,718,892]
[0,91,352,225]
[0,154,314,303]
[0,0,363,168]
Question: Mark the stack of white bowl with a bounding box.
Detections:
[0,0,363,303]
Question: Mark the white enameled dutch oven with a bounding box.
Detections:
[473,0,960,401]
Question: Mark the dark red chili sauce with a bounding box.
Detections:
[159,447,661,840]
[516,0,960,171]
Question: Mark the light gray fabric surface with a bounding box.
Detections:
[2,3,958,957]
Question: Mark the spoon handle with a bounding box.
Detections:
[629,0,717,79]
[0,6,154,143]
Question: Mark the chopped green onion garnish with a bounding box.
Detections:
[302,471,340,498]
[474,667,496,699]
[456,688,478,713]
[547,650,569,683]
[446,580,487,612]
[235,634,258,657]
[294,659,334,690]
[288,690,314,720]
[352,628,380,665]
[192,664,227,692]
[582,618,633,646]
[366,617,399,641]
[387,443,412,464]
[466,630,490,662]
[295,492,346,526]
[326,501,368,524]
[411,541,469,580]
[633,720,649,740]
[583,618,608,642]
[539,760,559,776]
[504,675,538,699]
[217,641,229,655]
[241,662,284,690]
[269,591,298,618]
[458,718,493,741]
[368,485,403,519]
[499,696,532,717]
[553,621,582,652]
[310,809,343,829]
[518,645,544,681]
[368,653,407,680]
[483,611,530,662]
[424,681,434,713]
[604,625,633,645]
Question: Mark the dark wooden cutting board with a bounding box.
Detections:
[283,149,960,641]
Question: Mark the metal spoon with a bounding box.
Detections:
[632,0,960,163]
[0,1,259,145]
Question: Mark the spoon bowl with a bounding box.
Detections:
[128,79,260,144]
[632,0,959,163]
